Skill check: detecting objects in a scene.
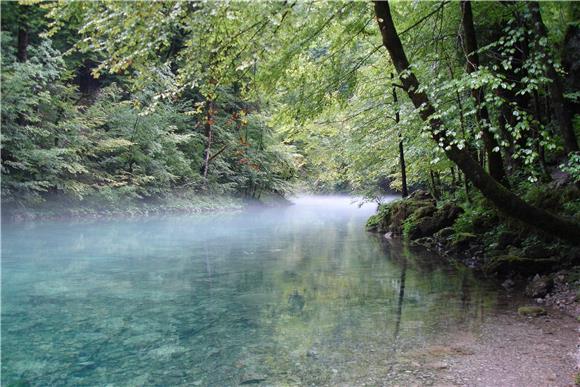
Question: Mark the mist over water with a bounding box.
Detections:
[2,195,499,385]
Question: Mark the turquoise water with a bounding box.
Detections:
[2,196,499,386]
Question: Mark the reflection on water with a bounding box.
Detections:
[1,196,499,385]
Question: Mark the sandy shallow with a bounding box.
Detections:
[367,302,579,387]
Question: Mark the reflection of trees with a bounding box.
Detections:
[393,256,407,340]
[257,232,500,384]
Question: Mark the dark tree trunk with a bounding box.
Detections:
[429,169,440,200]
[460,1,507,184]
[398,139,408,197]
[392,73,408,197]
[374,0,580,244]
[17,27,28,62]
[451,167,456,188]
[528,1,579,154]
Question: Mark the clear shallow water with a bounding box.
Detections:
[2,196,500,386]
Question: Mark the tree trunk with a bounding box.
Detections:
[17,27,28,63]
[562,5,580,120]
[460,1,507,184]
[392,73,408,197]
[202,100,214,180]
[527,1,579,154]
[374,1,580,244]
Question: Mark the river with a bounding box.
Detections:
[1,195,501,385]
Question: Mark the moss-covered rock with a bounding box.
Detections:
[435,227,455,240]
[517,306,547,317]
[366,192,463,243]
[451,232,478,249]
[365,202,393,233]
[410,237,436,250]
[405,202,463,240]
[365,213,383,232]
[414,205,437,218]
[390,200,435,236]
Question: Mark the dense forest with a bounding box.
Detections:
[2,1,579,243]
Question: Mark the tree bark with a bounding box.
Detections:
[17,27,28,63]
[202,100,214,180]
[374,1,580,244]
[527,1,579,154]
[460,0,508,184]
[391,73,408,197]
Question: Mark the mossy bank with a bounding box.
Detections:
[366,188,580,317]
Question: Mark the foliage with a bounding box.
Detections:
[560,152,580,183]
[2,0,579,217]
[1,4,299,209]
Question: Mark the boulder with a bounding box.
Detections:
[406,203,463,240]
[413,205,437,218]
[411,237,436,250]
[435,227,455,240]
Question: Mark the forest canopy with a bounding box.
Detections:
[1,1,579,240]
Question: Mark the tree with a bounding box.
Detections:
[391,73,408,197]
[527,1,579,155]
[459,0,507,184]
[374,1,580,243]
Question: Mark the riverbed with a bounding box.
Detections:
[2,195,566,386]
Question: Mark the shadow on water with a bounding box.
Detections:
[1,195,502,386]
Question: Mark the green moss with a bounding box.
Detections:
[365,202,394,233]
[402,214,420,239]
[517,306,546,317]
[365,214,382,231]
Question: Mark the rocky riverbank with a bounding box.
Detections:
[366,190,580,385]
[366,190,580,320]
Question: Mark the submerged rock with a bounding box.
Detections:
[288,290,305,313]
[306,348,319,359]
[517,306,547,317]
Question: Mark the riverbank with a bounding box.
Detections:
[366,190,579,301]
[366,190,580,385]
